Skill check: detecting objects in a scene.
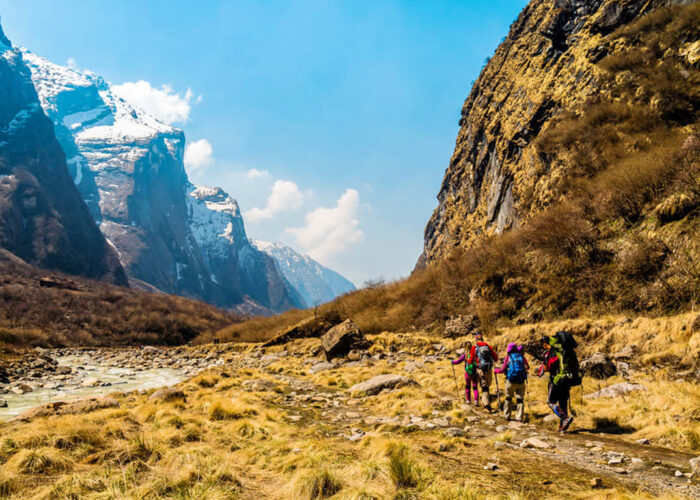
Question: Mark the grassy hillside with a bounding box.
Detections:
[0,250,239,349]
[207,3,700,346]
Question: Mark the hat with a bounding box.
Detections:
[474,331,483,341]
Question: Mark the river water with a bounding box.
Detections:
[0,355,185,422]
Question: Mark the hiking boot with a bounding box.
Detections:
[561,416,574,432]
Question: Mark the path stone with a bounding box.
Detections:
[348,374,418,396]
[520,437,553,449]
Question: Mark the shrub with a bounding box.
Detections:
[293,469,342,499]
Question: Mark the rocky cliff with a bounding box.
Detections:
[419,0,696,266]
[22,51,302,311]
[251,240,356,307]
[0,23,126,284]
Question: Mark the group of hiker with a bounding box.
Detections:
[451,331,581,433]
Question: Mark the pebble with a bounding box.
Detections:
[675,470,684,478]
[0,399,6,408]
[636,438,650,445]
[590,478,602,488]
[484,463,498,471]
[608,457,624,465]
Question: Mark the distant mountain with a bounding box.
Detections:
[0,23,126,284]
[251,240,356,307]
[22,50,302,312]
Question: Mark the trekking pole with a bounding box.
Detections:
[494,369,503,411]
[450,363,463,403]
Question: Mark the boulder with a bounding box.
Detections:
[348,374,419,396]
[11,397,119,421]
[0,399,7,408]
[581,352,616,379]
[149,387,186,402]
[264,311,342,346]
[443,315,479,338]
[690,456,700,476]
[444,427,466,437]
[321,320,369,360]
[585,383,645,399]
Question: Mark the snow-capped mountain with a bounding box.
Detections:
[22,50,302,312]
[0,23,125,284]
[251,240,356,306]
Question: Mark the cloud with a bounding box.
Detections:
[245,180,304,221]
[246,168,270,179]
[112,81,199,124]
[286,189,363,263]
[184,139,213,175]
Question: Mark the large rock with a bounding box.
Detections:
[585,383,645,399]
[581,353,616,379]
[148,387,186,402]
[322,319,369,360]
[443,315,479,338]
[264,311,342,346]
[348,374,418,396]
[11,397,119,421]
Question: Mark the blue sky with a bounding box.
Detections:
[0,0,527,285]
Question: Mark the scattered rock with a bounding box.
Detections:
[585,383,645,399]
[444,427,466,437]
[608,457,624,465]
[149,387,186,402]
[590,478,602,489]
[630,458,645,471]
[636,438,650,445]
[520,438,553,450]
[81,377,100,387]
[484,419,496,426]
[11,383,32,394]
[348,374,418,396]
[580,352,616,379]
[322,319,369,360]
[612,345,637,361]
[433,417,451,428]
[347,430,365,442]
[675,470,684,478]
[484,462,498,471]
[0,399,6,408]
[309,362,335,374]
[543,414,559,423]
[496,425,509,432]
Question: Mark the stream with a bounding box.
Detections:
[0,354,186,421]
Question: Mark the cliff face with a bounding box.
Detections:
[419,0,693,266]
[0,25,126,284]
[22,51,303,312]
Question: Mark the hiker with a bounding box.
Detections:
[494,342,529,421]
[467,332,498,411]
[536,333,581,432]
[451,341,479,404]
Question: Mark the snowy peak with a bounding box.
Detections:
[22,50,175,144]
[251,240,356,307]
[188,184,241,218]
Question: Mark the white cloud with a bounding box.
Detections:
[184,139,213,175]
[245,180,304,222]
[246,168,270,179]
[286,189,363,263]
[112,80,199,124]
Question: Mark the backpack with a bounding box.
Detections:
[506,352,527,383]
[550,331,582,387]
[476,344,493,371]
[465,361,476,376]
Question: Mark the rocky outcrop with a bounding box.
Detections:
[419,0,683,266]
[0,24,126,284]
[263,311,342,346]
[22,51,301,311]
[581,352,617,379]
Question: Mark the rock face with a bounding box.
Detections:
[0,24,126,284]
[443,315,479,338]
[22,51,301,311]
[348,374,418,396]
[581,352,617,379]
[321,319,369,360]
[263,311,342,346]
[418,0,682,266]
[251,240,356,307]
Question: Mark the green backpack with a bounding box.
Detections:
[548,332,582,387]
[465,361,476,376]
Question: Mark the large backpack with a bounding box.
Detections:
[550,331,582,387]
[476,344,493,371]
[506,352,527,383]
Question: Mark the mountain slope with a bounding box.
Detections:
[22,51,302,312]
[0,23,126,284]
[419,0,698,266]
[251,240,356,306]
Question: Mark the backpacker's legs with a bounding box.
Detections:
[504,380,525,421]
[477,369,492,410]
[548,382,573,431]
[464,372,479,404]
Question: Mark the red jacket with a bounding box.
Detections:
[467,341,499,365]
[537,350,560,379]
